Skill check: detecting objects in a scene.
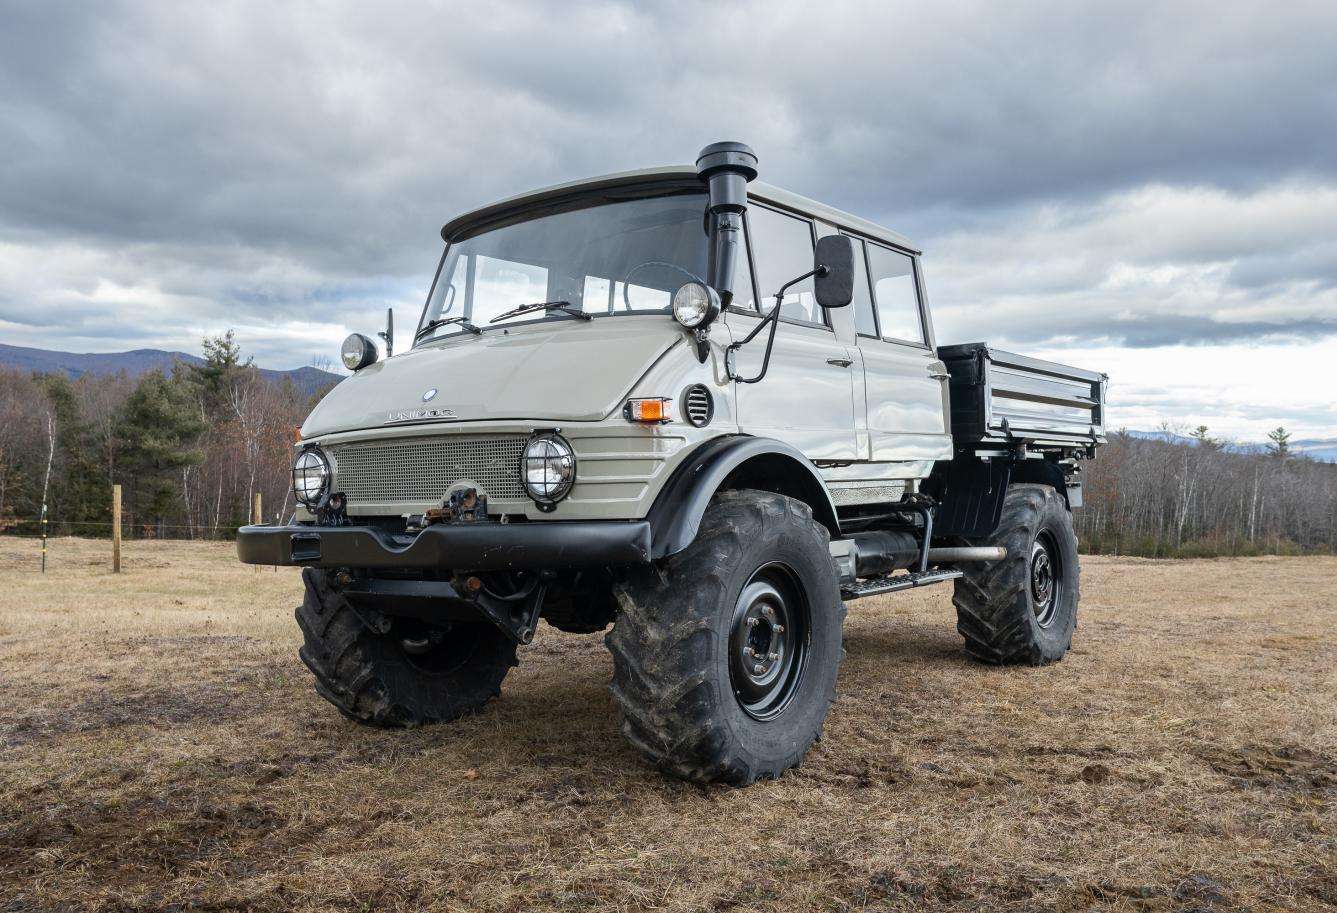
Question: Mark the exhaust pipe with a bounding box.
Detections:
[851,530,1006,577]
[925,546,1007,564]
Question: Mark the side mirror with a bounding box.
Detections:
[814,234,855,309]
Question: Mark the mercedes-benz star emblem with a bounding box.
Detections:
[422,388,438,402]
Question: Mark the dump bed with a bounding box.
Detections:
[938,343,1107,450]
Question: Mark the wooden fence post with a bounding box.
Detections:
[252,492,262,526]
[112,484,122,573]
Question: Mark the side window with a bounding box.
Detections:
[866,243,925,344]
[743,205,822,325]
[845,235,878,338]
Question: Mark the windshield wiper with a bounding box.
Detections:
[488,300,592,324]
[415,315,481,340]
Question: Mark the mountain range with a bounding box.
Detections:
[1124,429,1337,463]
[0,342,340,396]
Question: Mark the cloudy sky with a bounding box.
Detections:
[2,0,1334,440]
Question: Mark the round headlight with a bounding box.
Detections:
[292,448,330,508]
[341,333,378,371]
[672,282,721,329]
[521,433,575,507]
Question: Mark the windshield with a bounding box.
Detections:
[416,192,709,343]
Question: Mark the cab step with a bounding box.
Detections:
[840,568,963,600]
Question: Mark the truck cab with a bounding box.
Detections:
[240,142,1107,785]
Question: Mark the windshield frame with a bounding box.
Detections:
[414,184,708,346]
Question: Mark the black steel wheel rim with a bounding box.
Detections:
[728,562,810,720]
[399,621,484,676]
[1030,530,1062,627]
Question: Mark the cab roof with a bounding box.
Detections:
[440,165,921,255]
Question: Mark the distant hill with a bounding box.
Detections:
[1126,429,1337,463]
[0,343,341,396]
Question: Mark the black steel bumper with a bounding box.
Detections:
[236,520,653,571]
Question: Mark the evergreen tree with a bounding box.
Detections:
[1266,426,1291,458]
[1189,425,1222,452]
[118,370,205,530]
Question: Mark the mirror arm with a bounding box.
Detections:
[726,265,827,384]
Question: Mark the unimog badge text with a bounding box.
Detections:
[384,406,456,424]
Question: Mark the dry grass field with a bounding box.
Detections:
[1,536,1333,912]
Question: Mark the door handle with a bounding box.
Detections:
[827,357,853,368]
[930,372,950,380]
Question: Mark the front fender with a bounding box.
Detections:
[646,435,839,559]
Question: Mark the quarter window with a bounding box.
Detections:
[845,236,878,337]
[866,243,925,344]
[739,205,822,325]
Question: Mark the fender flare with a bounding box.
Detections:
[646,435,840,559]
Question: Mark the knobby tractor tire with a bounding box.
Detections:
[953,483,1080,665]
[295,567,517,726]
[606,490,846,785]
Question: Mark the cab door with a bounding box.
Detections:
[726,204,860,461]
[850,236,952,463]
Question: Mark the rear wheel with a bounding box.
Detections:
[952,483,1079,665]
[606,490,845,785]
[295,568,517,726]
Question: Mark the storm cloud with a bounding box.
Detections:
[1,0,1334,437]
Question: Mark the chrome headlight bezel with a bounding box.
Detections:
[291,446,331,508]
[520,433,576,509]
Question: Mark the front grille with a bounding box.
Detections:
[328,435,529,504]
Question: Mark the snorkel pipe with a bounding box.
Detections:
[696,142,758,308]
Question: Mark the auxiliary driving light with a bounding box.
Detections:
[521,433,575,509]
[672,282,721,329]
[291,447,331,508]
[341,333,379,371]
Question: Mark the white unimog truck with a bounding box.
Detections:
[238,142,1108,785]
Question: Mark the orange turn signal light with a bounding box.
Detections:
[625,397,671,423]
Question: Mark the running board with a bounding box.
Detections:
[841,568,963,600]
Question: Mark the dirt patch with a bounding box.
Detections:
[0,537,1334,912]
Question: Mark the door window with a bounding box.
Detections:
[739,205,823,325]
[866,242,925,345]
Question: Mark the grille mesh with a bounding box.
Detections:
[684,385,713,427]
[329,435,528,504]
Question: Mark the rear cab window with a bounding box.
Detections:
[865,241,926,345]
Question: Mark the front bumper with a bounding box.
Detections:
[236,520,652,571]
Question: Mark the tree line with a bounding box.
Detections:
[0,333,325,539]
[1077,426,1337,557]
[1,333,1333,555]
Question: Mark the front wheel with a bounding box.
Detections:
[295,568,518,726]
[606,489,845,785]
[952,483,1080,665]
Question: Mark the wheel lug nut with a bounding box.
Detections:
[753,663,764,675]
[773,624,784,633]
[743,647,755,657]
[768,652,779,661]
[746,618,759,627]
